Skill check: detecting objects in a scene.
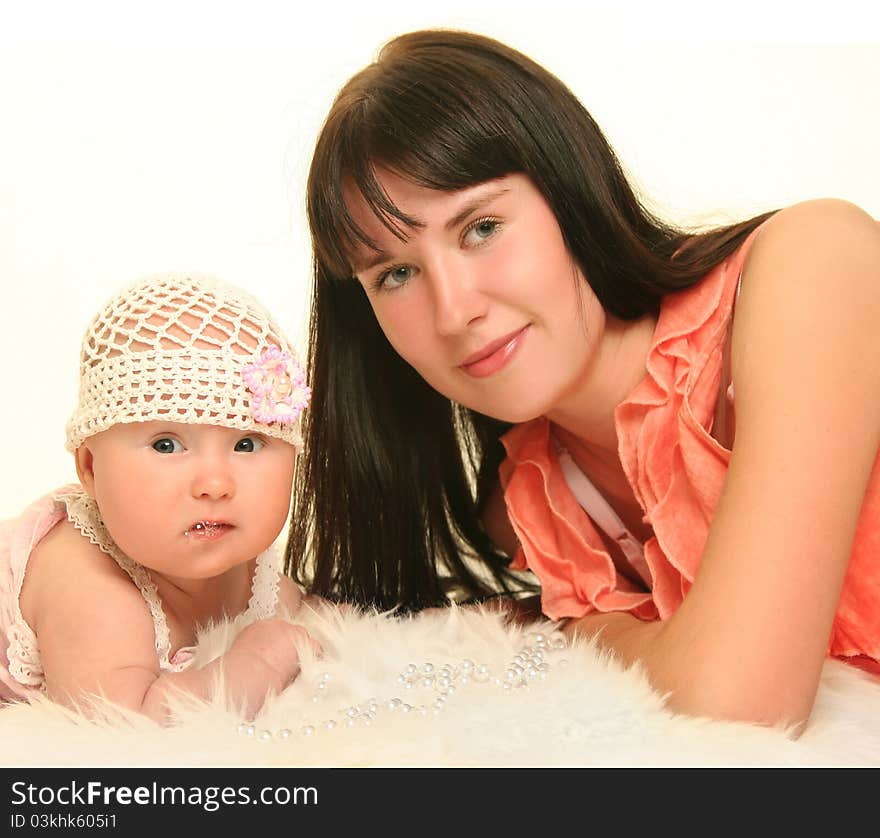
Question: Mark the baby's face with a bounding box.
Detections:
[76,421,296,581]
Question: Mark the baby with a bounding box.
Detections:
[0,274,317,722]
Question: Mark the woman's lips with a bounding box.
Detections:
[460,326,529,378]
[183,521,233,541]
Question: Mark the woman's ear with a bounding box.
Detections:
[74,443,97,498]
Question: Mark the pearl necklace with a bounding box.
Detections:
[237,627,569,743]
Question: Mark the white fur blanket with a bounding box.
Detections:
[2,604,879,767]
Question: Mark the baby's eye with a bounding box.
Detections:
[152,437,183,454]
[234,436,265,453]
[463,218,501,247]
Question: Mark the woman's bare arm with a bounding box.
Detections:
[567,199,880,728]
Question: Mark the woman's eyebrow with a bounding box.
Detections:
[352,186,511,273]
[353,248,392,274]
[444,187,510,232]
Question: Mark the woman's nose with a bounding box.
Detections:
[430,257,488,335]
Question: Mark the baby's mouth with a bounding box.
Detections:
[183,521,233,538]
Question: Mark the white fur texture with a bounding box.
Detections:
[2,604,879,767]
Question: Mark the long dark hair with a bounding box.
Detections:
[286,29,774,610]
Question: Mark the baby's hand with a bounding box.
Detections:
[230,619,321,692]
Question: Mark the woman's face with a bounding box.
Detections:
[347,170,608,423]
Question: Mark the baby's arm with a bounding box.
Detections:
[275,572,304,617]
[276,572,341,618]
[21,521,311,723]
[140,619,316,721]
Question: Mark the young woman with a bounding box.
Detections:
[288,29,880,729]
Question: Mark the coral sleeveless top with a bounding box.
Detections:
[499,232,880,665]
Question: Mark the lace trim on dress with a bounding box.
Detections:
[52,487,177,670]
[6,498,68,691]
[51,487,282,672]
[7,618,43,689]
[245,547,281,622]
[166,547,281,670]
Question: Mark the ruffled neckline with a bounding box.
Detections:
[499,234,756,621]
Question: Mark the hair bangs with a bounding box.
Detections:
[308,125,416,280]
[308,43,531,280]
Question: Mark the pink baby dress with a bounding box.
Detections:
[0,484,283,700]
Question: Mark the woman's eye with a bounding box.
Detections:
[463,218,501,246]
[377,264,414,290]
[234,437,265,453]
[152,437,183,454]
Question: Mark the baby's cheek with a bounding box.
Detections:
[255,472,295,534]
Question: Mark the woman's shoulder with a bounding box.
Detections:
[733,197,880,352]
[747,198,879,273]
[764,196,876,226]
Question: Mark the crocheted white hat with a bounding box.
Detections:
[65,273,310,452]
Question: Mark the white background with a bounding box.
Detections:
[1,0,879,516]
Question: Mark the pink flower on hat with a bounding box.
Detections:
[242,346,311,425]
